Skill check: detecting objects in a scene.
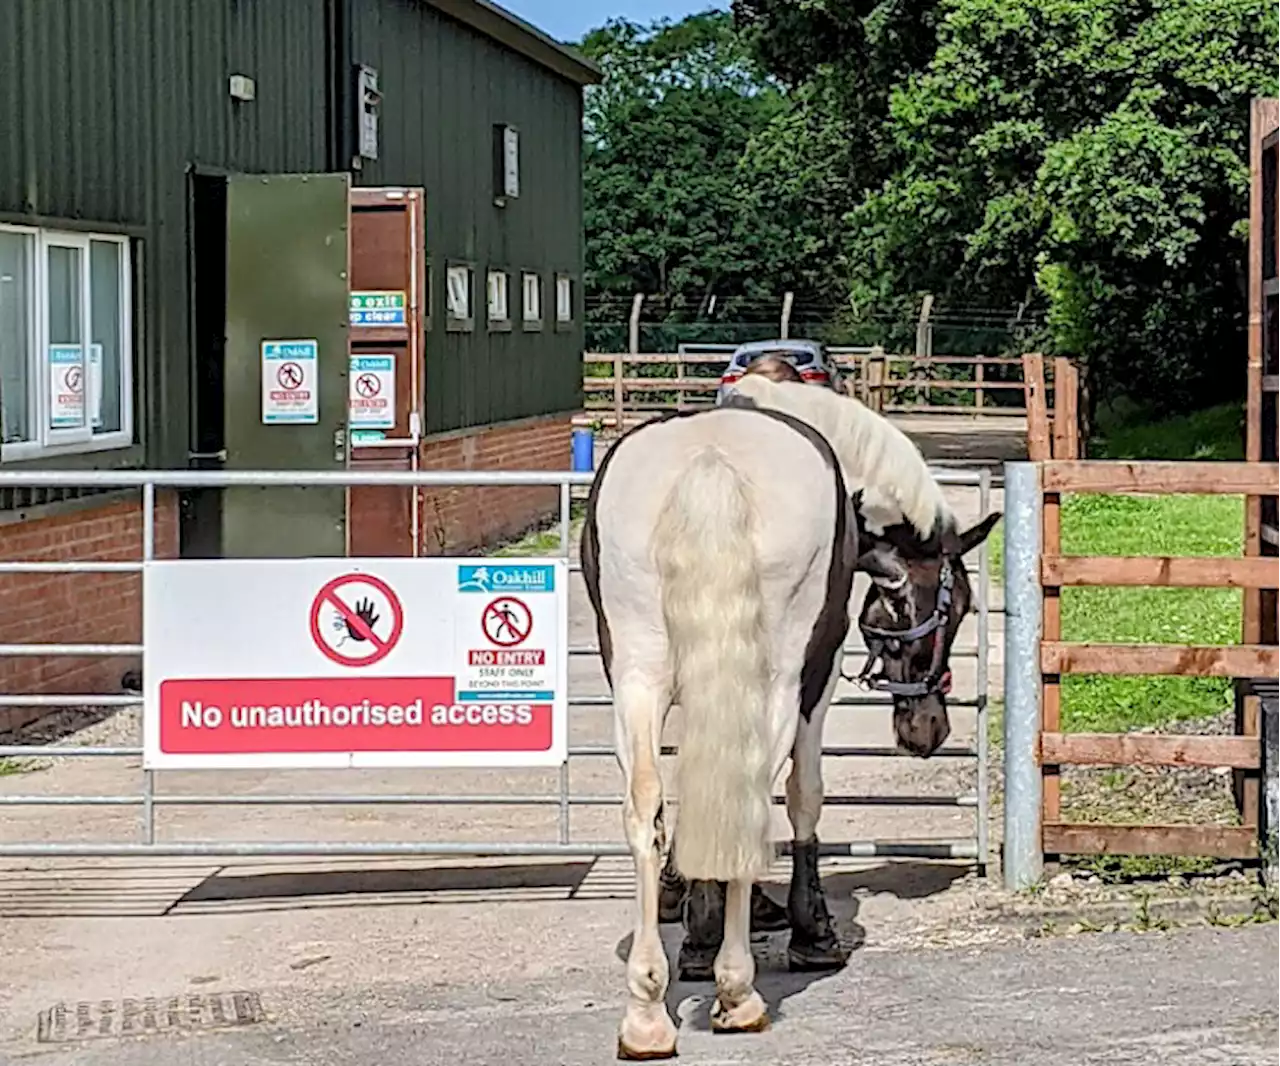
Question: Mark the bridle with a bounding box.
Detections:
[852,559,956,699]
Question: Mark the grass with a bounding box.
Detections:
[1057,492,1243,733]
[487,499,587,558]
[988,401,1247,734]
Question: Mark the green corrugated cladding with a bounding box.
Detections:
[0,0,585,467]
[352,0,585,433]
[0,0,331,469]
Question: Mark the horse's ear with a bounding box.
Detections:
[857,544,907,589]
[953,512,1002,557]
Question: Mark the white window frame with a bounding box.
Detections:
[445,263,473,331]
[0,223,134,463]
[521,271,543,328]
[555,273,574,325]
[487,268,510,326]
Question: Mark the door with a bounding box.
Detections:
[221,172,351,558]
[346,187,426,557]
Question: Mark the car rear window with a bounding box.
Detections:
[759,348,814,367]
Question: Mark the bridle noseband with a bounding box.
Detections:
[853,559,956,699]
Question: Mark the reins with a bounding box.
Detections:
[847,559,956,699]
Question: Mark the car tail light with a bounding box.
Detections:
[800,368,828,384]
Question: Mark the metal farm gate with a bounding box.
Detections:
[0,468,994,867]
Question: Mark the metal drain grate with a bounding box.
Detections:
[37,991,265,1043]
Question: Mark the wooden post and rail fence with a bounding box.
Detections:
[1003,460,1280,890]
[582,349,1085,458]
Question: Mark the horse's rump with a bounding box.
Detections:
[584,408,857,882]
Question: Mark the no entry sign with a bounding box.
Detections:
[143,558,568,769]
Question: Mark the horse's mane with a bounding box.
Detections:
[728,375,954,539]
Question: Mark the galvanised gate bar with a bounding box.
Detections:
[0,468,994,866]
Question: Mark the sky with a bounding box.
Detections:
[500,0,726,44]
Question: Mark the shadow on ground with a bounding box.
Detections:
[0,858,971,921]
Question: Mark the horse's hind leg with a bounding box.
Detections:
[615,676,679,1061]
[709,879,770,1033]
[785,690,847,972]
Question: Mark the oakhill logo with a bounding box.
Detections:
[457,564,555,593]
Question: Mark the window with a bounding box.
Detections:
[521,271,543,329]
[486,269,510,328]
[555,274,574,327]
[0,225,134,460]
[445,263,473,331]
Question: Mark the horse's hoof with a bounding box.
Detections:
[750,887,790,933]
[617,1039,678,1061]
[710,991,770,1034]
[786,939,849,973]
[617,1012,679,1060]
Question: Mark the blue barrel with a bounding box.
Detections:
[571,427,595,473]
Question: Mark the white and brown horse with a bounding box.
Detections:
[581,377,998,1059]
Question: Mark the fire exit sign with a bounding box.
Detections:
[349,290,407,327]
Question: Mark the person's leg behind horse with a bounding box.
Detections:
[785,680,846,971]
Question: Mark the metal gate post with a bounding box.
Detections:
[1002,462,1044,890]
[976,467,992,870]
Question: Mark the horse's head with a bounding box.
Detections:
[855,512,1001,757]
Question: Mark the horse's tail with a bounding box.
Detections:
[654,446,773,883]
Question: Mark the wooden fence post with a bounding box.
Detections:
[916,293,934,358]
[1022,353,1051,460]
[1261,683,1278,891]
[868,346,886,413]
[1052,356,1075,459]
[780,291,794,339]
[620,293,643,430]
[975,356,985,412]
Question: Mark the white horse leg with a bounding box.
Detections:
[615,676,679,1061]
[784,668,846,971]
[706,670,803,1031]
[709,878,770,1032]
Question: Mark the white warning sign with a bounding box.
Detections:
[348,355,395,430]
[262,340,319,425]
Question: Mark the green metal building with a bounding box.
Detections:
[0,0,598,476]
[0,0,600,708]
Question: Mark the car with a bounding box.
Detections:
[715,338,841,404]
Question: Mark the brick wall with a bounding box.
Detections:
[415,413,571,555]
[0,492,179,734]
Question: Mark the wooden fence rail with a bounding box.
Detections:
[581,351,1074,440]
[1034,459,1280,862]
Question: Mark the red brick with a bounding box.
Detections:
[0,490,177,733]
[348,413,570,557]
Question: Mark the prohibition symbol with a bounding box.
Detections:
[355,373,381,398]
[309,572,404,667]
[482,597,532,647]
[64,365,84,392]
[277,362,305,390]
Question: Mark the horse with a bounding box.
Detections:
[581,380,999,1059]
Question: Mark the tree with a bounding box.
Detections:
[844,0,1277,408]
[579,13,784,323]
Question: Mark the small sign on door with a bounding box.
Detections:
[349,291,406,328]
[349,354,395,430]
[261,339,319,425]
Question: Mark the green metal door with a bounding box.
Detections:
[222,173,351,558]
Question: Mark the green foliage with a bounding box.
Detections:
[733,0,1278,407]
[1091,401,1245,461]
[579,13,787,322]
